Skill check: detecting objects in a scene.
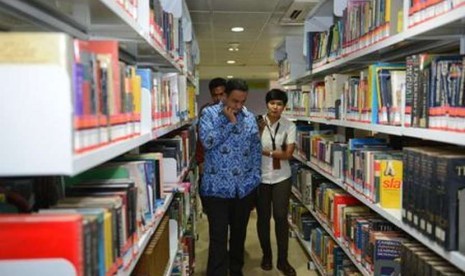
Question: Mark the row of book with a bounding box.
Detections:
[111,0,189,68]
[401,241,465,276]
[0,128,196,275]
[289,199,362,276]
[291,165,406,275]
[408,0,465,27]
[304,0,464,71]
[305,0,403,70]
[169,168,199,276]
[290,161,464,275]
[0,33,197,153]
[402,147,465,252]
[295,129,465,253]
[286,54,465,132]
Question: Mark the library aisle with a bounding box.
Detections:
[194,210,317,276]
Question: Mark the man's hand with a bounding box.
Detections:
[223,106,237,123]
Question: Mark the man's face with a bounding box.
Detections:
[210,86,225,103]
[224,89,247,114]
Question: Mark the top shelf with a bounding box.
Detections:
[283,4,465,84]
[0,0,195,76]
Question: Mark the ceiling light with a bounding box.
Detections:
[226,60,236,64]
[228,47,239,52]
[231,27,244,32]
[227,75,234,79]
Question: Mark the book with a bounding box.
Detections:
[378,154,403,209]
[0,214,84,276]
[435,151,465,250]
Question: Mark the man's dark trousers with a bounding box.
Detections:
[204,190,256,276]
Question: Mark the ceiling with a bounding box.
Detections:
[185,0,304,80]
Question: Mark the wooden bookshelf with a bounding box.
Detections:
[121,193,174,276]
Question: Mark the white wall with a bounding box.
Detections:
[196,79,269,116]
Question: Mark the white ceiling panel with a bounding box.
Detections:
[211,12,270,28]
[185,0,211,11]
[188,0,305,80]
[212,0,280,12]
[190,12,213,24]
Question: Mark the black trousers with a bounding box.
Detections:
[203,190,256,276]
[256,178,292,262]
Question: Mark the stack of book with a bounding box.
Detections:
[402,147,465,252]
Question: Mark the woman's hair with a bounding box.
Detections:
[265,89,288,105]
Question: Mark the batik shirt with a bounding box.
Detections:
[199,102,261,199]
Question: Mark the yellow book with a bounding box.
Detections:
[385,0,392,23]
[187,85,196,118]
[131,68,142,114]
[379,159,403,209]
[103,210,113,272]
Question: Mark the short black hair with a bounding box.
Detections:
[208,77,226,93]
[225,78,248,95]
[265,89,288,105]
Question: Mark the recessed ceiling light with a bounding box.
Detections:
[226,60,236,64]
[228,47,239,52]
[231,27,244,32]
[227,75,234,79]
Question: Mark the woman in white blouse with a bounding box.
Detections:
[256,89,297,276]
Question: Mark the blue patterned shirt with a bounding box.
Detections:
[199,102,262,199]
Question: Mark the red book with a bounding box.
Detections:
[0,214,84,276]
[332,193,360,237]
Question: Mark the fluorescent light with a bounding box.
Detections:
[226,60,236,64]
[227,75,234,79]
[231,27,244,32]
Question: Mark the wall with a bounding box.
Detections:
[196,79,269,116]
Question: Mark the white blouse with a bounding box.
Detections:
[261,115,296,184]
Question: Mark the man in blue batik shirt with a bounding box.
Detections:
[199,78,261,276]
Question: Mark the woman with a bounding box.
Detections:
[256,89,297,276]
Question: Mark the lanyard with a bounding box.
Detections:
[266,121,280,150]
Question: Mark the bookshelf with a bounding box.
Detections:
[288,221,330,276]
[291,187,371,276]
[162,219,180,276]
[0,0,199,177]
[120,193,174,276]
[293,153,465,272]
[0,1,199,275]
[0,193,175,276]
[281,4,465,84]
[288,116,465,146]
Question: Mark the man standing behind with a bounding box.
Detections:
[195,77,226,177]
[199,78,261,276]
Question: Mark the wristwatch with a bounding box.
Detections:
[269,151,273,157]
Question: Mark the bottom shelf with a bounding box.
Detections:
[119,193,175,276]
[289,221,329,276]
[163,219,180,276]
[291,189,371,276]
